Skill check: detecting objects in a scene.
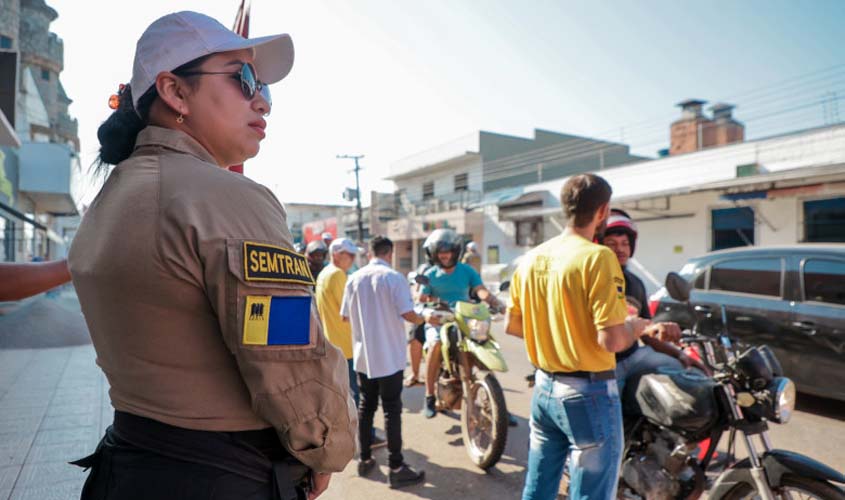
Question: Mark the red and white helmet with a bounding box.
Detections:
[605,208,638,257]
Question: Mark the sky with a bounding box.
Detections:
[47,0,845,206]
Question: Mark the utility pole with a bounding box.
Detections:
[337,154,365,244]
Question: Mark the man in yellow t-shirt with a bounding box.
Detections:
[506,174,650,500]
[316,238,360,401]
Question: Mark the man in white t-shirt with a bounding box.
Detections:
[341,235,428,489]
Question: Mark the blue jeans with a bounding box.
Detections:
[615,345,682,414]
[522,370,623,500]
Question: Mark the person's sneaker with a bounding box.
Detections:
[357,458,376,477]
[508,413,518,427]
[423,395,437,419]
[371,433,387,449]
[389,464,425,489]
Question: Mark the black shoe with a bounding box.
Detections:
[357,458,376,477]
[371,433,387,449]
[389,464,425,489]
[508,413,518,427]
[423,395,437,419]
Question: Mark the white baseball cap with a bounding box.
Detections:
[329,238,363,255]
[129,11,294,110]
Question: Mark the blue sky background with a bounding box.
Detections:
[48,0,845,205]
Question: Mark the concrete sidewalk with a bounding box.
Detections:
[0,345,109,500]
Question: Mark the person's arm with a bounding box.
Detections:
[590,249,649,353]
[401,310,425,325]
[170,184,356,474]
[0,260,71,301]
[504,270,523,338]
[641,335,711,375]
[340,278,352,323]
[468,266,502,309]
[505,309,523,338]
[642,321,681,344]
[597,317,650,353]
[392,273,425,325]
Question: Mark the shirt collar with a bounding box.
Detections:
[133,126,219,166]
[369,258,391,267]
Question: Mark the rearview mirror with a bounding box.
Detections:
[499,281,511,292]
[665,272,691,303]
[414,274,431,286]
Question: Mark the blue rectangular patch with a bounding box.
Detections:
[267,296,311,345]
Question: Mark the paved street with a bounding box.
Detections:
[0,291,843,500]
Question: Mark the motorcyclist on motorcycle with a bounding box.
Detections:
[601,209,707,401]
[418,229,505,419]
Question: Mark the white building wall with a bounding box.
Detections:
[757,197,800,246]
[392,157,482,203]
[630,184,845,295]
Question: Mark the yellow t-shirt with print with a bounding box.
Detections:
[508,233,628,373]
[315,264,353,359]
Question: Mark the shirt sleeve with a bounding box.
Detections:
[161,178,356,473]
[391,272,415,315]
[587,248,629,330]
[466,264,483,289]
[340,275,353,319]
[420,268,434,296]
[507,267,522,317]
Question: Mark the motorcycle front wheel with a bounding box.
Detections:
[722,474,845,500]
[461,371,508,470]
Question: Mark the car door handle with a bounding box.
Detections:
[694,305,711,313]
[736,316,752,322]
[792,321,817,335]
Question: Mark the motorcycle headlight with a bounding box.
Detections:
[467,318,490,343]
[766,377,796,424]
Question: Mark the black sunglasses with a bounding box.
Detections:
[179,62,272,115]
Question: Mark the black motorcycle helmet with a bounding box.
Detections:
[424,229,464,269]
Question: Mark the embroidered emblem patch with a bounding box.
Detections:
[243,295,311,346]
[243,241,314,285]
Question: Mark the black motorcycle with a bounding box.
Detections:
[596,272,845,499]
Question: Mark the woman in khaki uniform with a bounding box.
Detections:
[68,11,355,500]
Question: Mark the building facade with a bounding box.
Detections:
[0,0,80,262]
[523,123,845,294]
[382,129,644,274]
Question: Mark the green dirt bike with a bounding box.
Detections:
[415,276,510,470]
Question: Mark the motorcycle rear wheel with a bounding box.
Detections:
[722,474,845,500]
[461,371,508,470]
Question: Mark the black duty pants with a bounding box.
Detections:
[74,412,306,500]
[357,369,404,468]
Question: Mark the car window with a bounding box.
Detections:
[710,258,782,297]
[803,259,845,306]
[694,271,706,289]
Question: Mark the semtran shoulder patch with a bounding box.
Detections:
[243,241,314,285]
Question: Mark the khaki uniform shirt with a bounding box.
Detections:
[68,126,356,473]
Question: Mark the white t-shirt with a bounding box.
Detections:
[341,258,414,379]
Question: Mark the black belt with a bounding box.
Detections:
[71,411,308,500]
[539,368,616,381]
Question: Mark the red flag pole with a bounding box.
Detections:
[229,0,252,175]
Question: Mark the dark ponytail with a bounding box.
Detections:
[95,84,157,169]
[94,53,215,173]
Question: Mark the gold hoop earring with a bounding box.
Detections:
[176,114,184,124]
